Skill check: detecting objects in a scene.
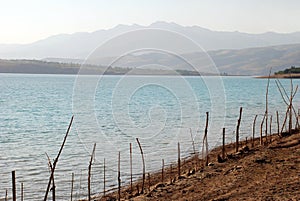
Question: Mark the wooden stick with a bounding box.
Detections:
[178,142,181,177]
[118,151,121,201]
[189,128,196,154]
[260,114,266,145]
[88,143,96,201]
[44,116,74,201]
[269,115,273,142]
[202,112,209,166]
[103,158,106,196]
[289,78,293,134]
[236,107,243,152]
[222,128,225,159]
[70,173,74,201]
[136,138,145,194]
[252,115,258,147]
[161,159,164,183]
[276,111,280,136]
[45,152,56,201]
[5,189,7,201]
[20,183,23,201]
[12,171,16,201]
[265,68,271,143]
[130,143,132,193]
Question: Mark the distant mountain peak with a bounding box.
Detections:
[1,21,300,60]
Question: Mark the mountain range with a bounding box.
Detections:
[0,21,300,75]
[1,21,300,59]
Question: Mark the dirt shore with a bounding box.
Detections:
[92,132,300,201]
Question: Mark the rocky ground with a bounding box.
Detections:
[92,132,300,201]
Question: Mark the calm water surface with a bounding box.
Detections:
[0,74,299,200]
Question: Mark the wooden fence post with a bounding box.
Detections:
[178,142,181,177]
[252,115,258,147]
[118,151,121,201]
[222,128,225,159]
[88,143,96,201]
[277,111,280,136]
[70,173,74,201]
[202,112,209,166]
[12,171,16,201]
[260,114,266,145]
[161,159,164,183]
[130,143,132,193]
[103,158,106,197]
[236,107,243,152]
[21,182,24,201]
[44,116,74,201]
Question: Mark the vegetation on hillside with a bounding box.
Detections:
[275,66,300,75]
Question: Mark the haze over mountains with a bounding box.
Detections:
[1,21,300,59]
[0,21,300,75]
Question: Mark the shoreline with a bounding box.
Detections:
[256,73,300,79]
[87,131,300,201]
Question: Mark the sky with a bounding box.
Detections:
[0,0,300,44]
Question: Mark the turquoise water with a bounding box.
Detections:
[0,73,299,200]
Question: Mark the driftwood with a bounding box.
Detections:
[44,116,74,201]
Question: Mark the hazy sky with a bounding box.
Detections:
[0,0,299,44]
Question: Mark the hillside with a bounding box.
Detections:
[1,43,300,76]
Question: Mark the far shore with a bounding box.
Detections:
[256,73,300,79]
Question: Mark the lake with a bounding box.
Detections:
[0,73,299,200]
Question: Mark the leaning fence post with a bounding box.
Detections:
[88,143,96,201]
[136,138,145,194]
